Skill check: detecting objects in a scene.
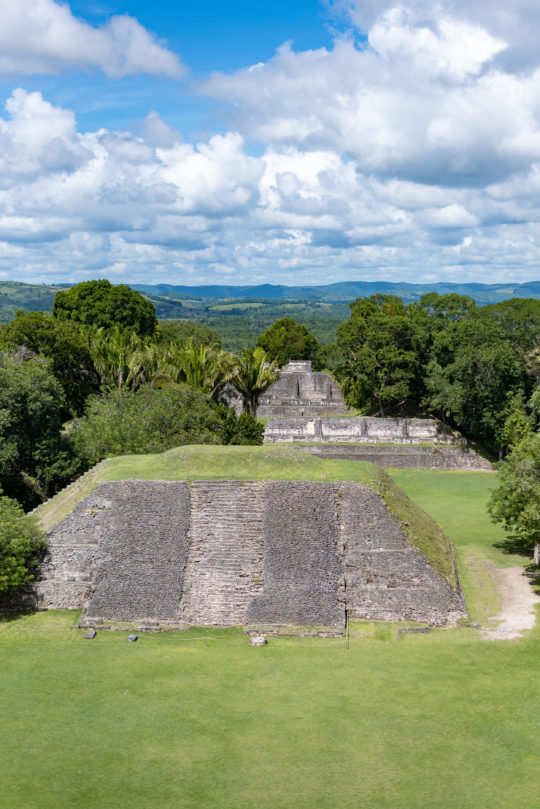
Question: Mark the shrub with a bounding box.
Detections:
[0,494,45,593]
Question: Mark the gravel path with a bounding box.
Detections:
[481,564,540,640]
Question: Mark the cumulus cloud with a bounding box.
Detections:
[0,0,183,78]
[6,0,540,286]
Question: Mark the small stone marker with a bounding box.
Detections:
[84,630,97,639]
[127,634,139,642]
[249,635,267,646]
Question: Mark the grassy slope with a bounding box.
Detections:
[35,445,456,585]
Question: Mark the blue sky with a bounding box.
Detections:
[1,0,540,286]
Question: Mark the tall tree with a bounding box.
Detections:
[336,295,425,416]
[257,317,319,367]
[0,353,79,508]
[424,307,536,454]
[53,280,157,336]
[0,311,99,416]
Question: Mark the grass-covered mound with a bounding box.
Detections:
[35,445,458,588]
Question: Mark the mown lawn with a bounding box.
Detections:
[2,470,539,809]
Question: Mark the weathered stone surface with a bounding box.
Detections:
[85,481,190,622]
[249,635,267,646]
[257,361,349,417]
[264,416,465,446]
[178,481,265,625]
[337,482,465,624]
[246,482,343,626]
[5,479,466,627]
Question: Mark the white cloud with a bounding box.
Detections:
[369,7,506,81]
[7,0,540,288]
[0,0,183,78]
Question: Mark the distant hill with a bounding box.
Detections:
[131,280,540,304]
[3,279,540,325]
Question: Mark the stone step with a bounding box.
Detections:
[178,481,265,625]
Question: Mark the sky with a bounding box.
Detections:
[3,0,540,287]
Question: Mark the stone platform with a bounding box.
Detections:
[7,479,466,627]
[263,416,464,445]
[299,444,492,470]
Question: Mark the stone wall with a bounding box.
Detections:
[7,480,466,627]
[300,444,492,470]
[264,416,464,445]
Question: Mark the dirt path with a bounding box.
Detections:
[481,564,540,640]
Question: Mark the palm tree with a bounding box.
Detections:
[232,347,279,416]
[89,326,145,389]
[156,339,237,403]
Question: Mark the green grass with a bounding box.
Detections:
[1,612,538,809]
[3,469,540,808]
[35,446,456,583]
[388,470,536,622]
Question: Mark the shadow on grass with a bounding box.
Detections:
[493,532,535,557]
[524,564,540,595]
[0,609,39,624]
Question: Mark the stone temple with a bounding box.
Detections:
[257,360,349,417]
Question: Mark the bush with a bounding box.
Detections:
[0,494,45,593]
[221,411,265,445]
[72,384,225,465]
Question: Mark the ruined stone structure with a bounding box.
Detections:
[18,479,465,627]
[263,415,464,445]
[257,361,349,417]
[298,444,492,470]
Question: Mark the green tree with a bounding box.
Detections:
[336,295,425,416]
[53,280,157,336]
[173,340,238,403]
[0,311,99,415]
[0,493,45,593]
[89,326,157,390]
[257,317,319,367]
[158,321,222,349]
[499,395,531,454]
[0,353,79,508]
[232,347,279,416]
[489,431,540,552]
[418,292,476,328]
[72,384,225,465]
[424,310,534,454]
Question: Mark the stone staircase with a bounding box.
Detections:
[178,481,265,625]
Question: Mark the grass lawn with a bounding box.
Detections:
[2,470,539,808]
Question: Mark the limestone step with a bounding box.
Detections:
[178,481,265,625]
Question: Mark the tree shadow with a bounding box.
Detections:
[493,532,535,557]
[0,609,39,624]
